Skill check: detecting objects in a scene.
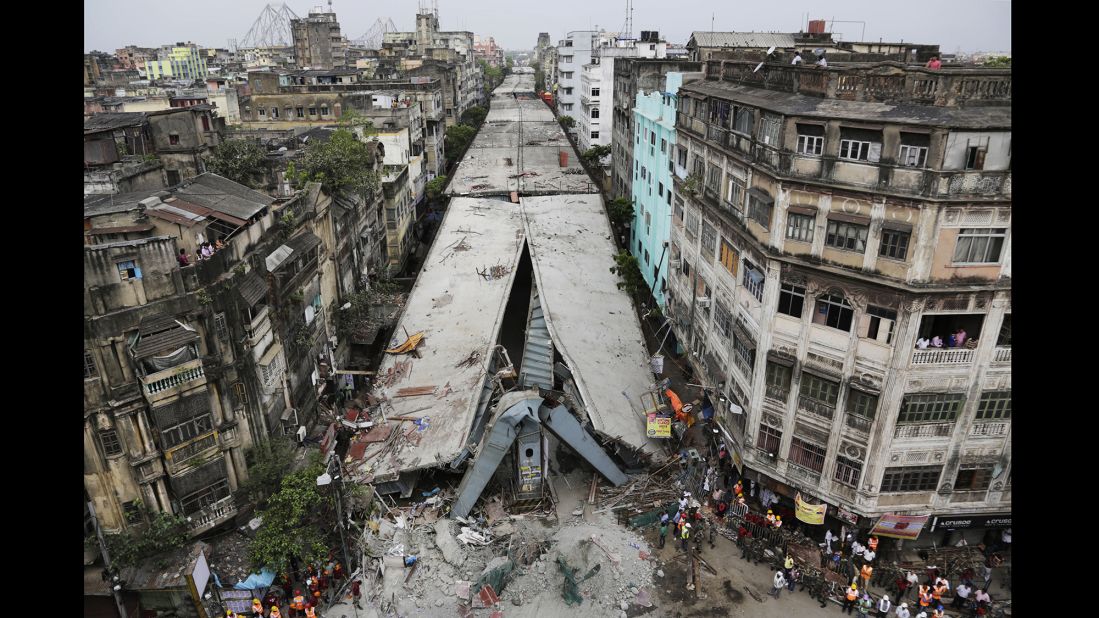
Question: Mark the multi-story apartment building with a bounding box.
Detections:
[610,57,702,201]
[629,72,692,309]
[242,70,437,272]
[146,43,209,82]
[554,30,615,131]
[534,32,552,66]
[84,164,386,536]
[381,9,485,124]
[542,47,557,94]
[115,46,158,72]
[666,60,1011,542]
[473,35,505,68]
[577,31,668,153]
[291,8,348,70]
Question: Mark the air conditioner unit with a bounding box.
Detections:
[695,296,711,308]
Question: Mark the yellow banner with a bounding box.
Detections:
[646,413,672,438]
[795,492,826,525]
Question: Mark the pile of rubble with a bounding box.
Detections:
[353,486,658,618]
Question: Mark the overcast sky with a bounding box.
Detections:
[85,0,1010,55]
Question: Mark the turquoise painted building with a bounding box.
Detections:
[630,72,683,308]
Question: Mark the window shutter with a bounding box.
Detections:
[974,149,986,170]
[867,142,882,163]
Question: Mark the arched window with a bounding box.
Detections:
[813,291,854,331]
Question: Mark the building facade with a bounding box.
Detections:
[630,72,687,308]
[473,35,504,68]
[666,60,1011,535]
[291,9,348,70]
[554,30,614,131]
[146,44,209,82]
[577,31,667,153]
[610,57,702,201]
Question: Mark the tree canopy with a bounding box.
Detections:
[445,124,477,164]
[249,456,331,572]
[99,511,191,570]
[581,144,612,167]
[289,129,381,198]
[426,175,449,200]
[204,139,268,187]
[460,106,488,128]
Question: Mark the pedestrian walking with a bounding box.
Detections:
[906,571,920,600]
[826,529,836,554]
[659,519,668,548]
[844,583,860,614]
[788,566,801,592]
[896,573,911,601]
[770,570,787,598]
[952,582,971,609]
[877,594,892,617]
[895,602,911,618]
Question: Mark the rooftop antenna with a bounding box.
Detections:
[625,0,633,40]
[711,13,715,33]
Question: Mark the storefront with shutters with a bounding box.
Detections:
[928,512,1012,548]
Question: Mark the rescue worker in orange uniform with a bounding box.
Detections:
[860,563,874,589]
[843,583,859,614]
[252,598,264,615]
[766,509,776,526]
[932,582,946,604]
[304,606,317,618]
[773,515,783,529]
[291,590,306,617]
[269,607,282,618]
[918,585,933,609]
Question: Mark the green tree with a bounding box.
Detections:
[288,129,381,199]
[204,139,268,187]
[460,106,488,128]
[609,250,649,298]
[445,124,477,163]
[234,440,295,506]
[101,512,191,569]
[558,116,576,130]
[580,144,612,167]
[337,109,377,136]
[249,457,330,572]
[982,56,1011,68]
[607,197,635,231]
[505,57,515,74]
[426,175,449,200]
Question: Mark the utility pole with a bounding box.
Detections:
[88,501,129,618]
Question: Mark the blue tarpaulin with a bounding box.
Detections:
[233,568,276,590]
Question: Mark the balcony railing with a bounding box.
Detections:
[992,347,1011,363]
[894,422,955,439]
[845,413,874,434]
[165,433,218,468]
[969,421,1009,437]
[786,462,822,487]
[141,358,205,397]
[911,348,975,366]
[765,384,789,402]
[188,496,236,532]
[798,395,836,421]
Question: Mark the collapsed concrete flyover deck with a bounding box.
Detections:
[446,74,596,197]
[350,73,659,494]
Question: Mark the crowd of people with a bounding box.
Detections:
[177,239,227,267]
[224,558,358,618]
[914,328,971,350]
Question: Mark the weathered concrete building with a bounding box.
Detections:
[610,57,703,201]
[84,171,384,536]
[666,60,1011,540]
[291,8,348,70]
[84,113,167,196]
[381,9,484,124]
[146,106,222,185]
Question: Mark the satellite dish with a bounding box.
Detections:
[766,46,776,56]
[753,62,764,73]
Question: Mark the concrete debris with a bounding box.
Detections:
[434,519,467,567]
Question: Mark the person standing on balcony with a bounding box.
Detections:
[792,51,804,65]
[955,328,968,346]
[926,56,942,70]
[816,52,828,67]
[931,335,943,348]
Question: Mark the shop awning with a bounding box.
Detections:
[871,513,931,540]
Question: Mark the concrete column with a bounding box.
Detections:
[224,452,239,491]
[135,410,156,454]
[155,478,171,513]
[811,194,830,258]
[863,200,885,272]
